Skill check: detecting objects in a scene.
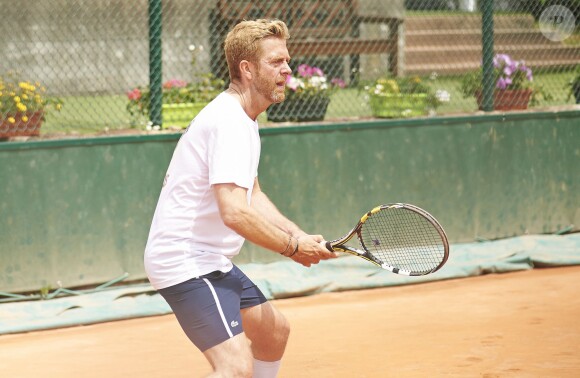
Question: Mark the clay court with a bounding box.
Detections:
[1,265,579,377]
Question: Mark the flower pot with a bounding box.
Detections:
[0,111,44,139]
[475,89,532,111]
[162,102,208,128]
[266,97,330,123]
[369,93,429,118]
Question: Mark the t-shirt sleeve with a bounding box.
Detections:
[207,119,255,189]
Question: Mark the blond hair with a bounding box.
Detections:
[224,19,290,82]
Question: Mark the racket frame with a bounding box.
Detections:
[324,203,449,276]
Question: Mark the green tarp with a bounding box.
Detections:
[1,234,579,335]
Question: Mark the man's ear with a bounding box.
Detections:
[239,60,253,80]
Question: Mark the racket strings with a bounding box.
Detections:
[359,207,446,274]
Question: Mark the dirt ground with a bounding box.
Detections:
[1,266,579,377]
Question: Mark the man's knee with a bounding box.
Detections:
[278,313,291,342]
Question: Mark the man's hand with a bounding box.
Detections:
[289,234,337,267]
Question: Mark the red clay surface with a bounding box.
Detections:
[1,266,579,377]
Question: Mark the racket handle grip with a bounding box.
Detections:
[320,241,334,252]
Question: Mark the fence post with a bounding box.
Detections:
[481,0,494,111]
[149,0,163,127]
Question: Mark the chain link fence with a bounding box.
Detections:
[0,0,578,138]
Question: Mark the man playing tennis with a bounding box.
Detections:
[144,19,336,377]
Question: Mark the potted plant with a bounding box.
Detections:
[0,72,63,139]
[366,76,442,118]
[460,53,550,110]
[566,65,580,104]
[126,73,225,129]
[266,64,345,123]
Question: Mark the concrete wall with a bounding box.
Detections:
[1,111,579,293]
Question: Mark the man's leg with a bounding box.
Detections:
[203,304,288,378]
[203,333,253,377]
[241,301,290,361]
[242,301,290,378]
[158,272,255,377]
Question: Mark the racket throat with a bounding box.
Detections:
[332,244,363,255]
[334,245,385,266]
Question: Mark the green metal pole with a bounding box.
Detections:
[149,0,163,127]
[481,0,495,111]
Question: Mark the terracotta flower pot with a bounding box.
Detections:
[0,111,44,139]
[476,89,532,111]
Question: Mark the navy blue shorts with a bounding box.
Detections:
[158,265,267,352]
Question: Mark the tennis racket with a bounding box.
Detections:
[322,203,449,276]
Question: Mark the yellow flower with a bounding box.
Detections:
[1,75,62,116]
[22,115,28,122]
[8,117,16,124]
[56,104,62,110]
[386,80,399,93]
[19,82,36,91]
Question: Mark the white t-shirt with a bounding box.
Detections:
[144,92,261,290]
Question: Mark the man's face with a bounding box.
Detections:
[253,37,291,104]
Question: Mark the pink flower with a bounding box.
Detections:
[286,75,300,91]
[312,67,324,77]
[331,78,346,88]
[127,88,141,100]
[297,64,326,79]
[163,79,187,89]
[297,64,313,78]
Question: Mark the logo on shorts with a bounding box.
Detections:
[230,320,239,328]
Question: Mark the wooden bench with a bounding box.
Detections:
[209,0,402,83]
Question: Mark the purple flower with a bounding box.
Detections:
[493,54,512,69]
[520,65,533,81]
[503,63,516,77]
[492,53,533,90]
[496,77,512,90]
[496,78,506,90]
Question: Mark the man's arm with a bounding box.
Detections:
[213,182,335,267]
[250,178,308,239]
